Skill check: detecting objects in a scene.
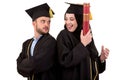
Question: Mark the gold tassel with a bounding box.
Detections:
[89,12,92,20]
[49,8,53,18]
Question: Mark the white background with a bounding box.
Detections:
[0,0,119,80]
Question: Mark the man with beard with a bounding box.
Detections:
[16,3,57,80]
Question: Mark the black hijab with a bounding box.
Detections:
[64,3,83,41]
[72,14,83,40]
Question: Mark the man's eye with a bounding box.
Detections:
[41,20,45,23]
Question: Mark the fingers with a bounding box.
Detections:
[101,46,110,60]
[86,29,91,36]
[105,48,110,53]
[104,48,109,59]
[80,29,92,46]
[102,47,110,55]
[81,29,91,36]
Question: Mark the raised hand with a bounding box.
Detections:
[80,30,92,46]
[100,46,110,62]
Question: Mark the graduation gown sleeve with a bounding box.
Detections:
[17,39,34,77]
[97,57,106,73]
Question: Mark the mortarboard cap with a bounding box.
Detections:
[65,2,92,20]
[65,2,83,14]
[25,3,54,21]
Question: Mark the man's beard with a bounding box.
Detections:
[36,27,48,35]
[36,28,43,35]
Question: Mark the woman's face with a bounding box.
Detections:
[64,13,78,32]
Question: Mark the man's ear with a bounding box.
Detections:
[32,21,36,27]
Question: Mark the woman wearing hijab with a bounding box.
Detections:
[57,3,109,80]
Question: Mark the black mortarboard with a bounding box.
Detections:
[65,2,92,20]
[25,3,54,21]
[65,2,83,14]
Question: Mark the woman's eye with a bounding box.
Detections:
[70,18,74,21]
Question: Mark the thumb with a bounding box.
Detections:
[81,30,83,35]
[80,30,83,38]
[101,45,104,50]
[101,45,104,53]
[80,30,84,37]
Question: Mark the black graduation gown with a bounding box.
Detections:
[17,33,57,80]
[57,30,106,80]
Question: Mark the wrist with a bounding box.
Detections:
[100,56,105,63]
[101,60,105,63]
